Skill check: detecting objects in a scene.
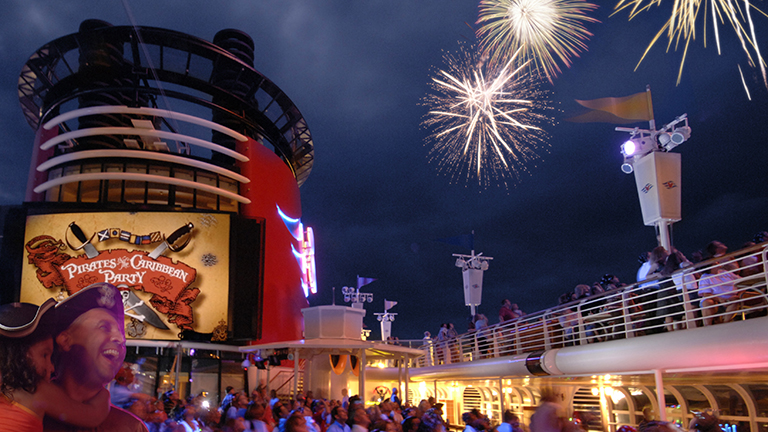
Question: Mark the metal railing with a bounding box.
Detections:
[270,370,303,396]
[404,243,768,368]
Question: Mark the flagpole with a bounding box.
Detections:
[645,84,655,131]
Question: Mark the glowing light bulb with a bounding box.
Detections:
[622,140,636,156]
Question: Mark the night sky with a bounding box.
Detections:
[1,1,766,341]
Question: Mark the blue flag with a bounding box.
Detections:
[357,276,377,289]
[434,233,474,251]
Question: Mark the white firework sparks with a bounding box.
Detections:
[422,43,554,189]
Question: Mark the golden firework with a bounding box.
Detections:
[476,0,599,83]
[614,0,767,87]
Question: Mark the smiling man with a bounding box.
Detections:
[44,283,147,432]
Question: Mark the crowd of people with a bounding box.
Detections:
[105,386,456,432]
[0,277,739,432]
[553,234,768,339]
[114,383,732,432]
[554,233,768,334]
[422,233,768,352]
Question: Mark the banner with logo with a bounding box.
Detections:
[634,151,682,226]
[21,212,230,340]
[462,268,483,307]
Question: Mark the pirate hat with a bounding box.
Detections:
[54,282,124,334]
[0,297,57,338]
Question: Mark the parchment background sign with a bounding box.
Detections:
[21,212,230,340]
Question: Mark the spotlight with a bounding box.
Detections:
[621,163,634,174]
[455,258,466,268]
[671,126,690,145]
[657,132,671,146]
[621,140,636,156]
[623,136,655,157]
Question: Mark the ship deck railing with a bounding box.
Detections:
[387,242,768,368]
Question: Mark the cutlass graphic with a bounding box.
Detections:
[118,286,169,330]
[148,223,194,259]
[66,222,99,259]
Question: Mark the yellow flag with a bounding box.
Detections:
[568,91,654,124]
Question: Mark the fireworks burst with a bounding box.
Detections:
[476,0,599,83]
[421,43,554,189]
[614,0,767,87]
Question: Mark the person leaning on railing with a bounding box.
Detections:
[435,324,451,364]
[473,315,490,359]
[698,241,741,326]
[656,250,692,332]
[555,292,579,346]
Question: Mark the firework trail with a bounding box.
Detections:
[421,43,554,189]
[476,0,599,83]
[614,0,767,88]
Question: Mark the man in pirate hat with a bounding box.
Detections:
[44,282,147,432]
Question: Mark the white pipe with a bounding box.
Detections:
[411,354,531,380]
[553,316,768,376]
[410,316,768,380]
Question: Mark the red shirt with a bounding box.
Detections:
[0,395,43,432]
[499,306,516,322]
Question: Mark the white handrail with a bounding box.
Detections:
[36,149,250,184]
[40,127,249,162]
[43,105,249,142]
[413,244,768,368]
[33,172,251,204]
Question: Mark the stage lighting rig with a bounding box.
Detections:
[614,114,690,253]
[655,114,690,152]
[616,114,690,174]
[454,255,490,271]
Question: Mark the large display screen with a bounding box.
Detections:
[21,211,231,340]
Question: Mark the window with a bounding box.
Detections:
[41,159,242,212]
[147,165,170,205]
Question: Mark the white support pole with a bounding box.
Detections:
[646,85,656,132]
[359,349,366,399]
[657,220,672,252]
[294,349,300,398]
[398,355,403,397]
[404,356,410,406]
[499,377,505,414]
[174,345,182,392]
[306,356,313,398]
[654,369,667,421]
